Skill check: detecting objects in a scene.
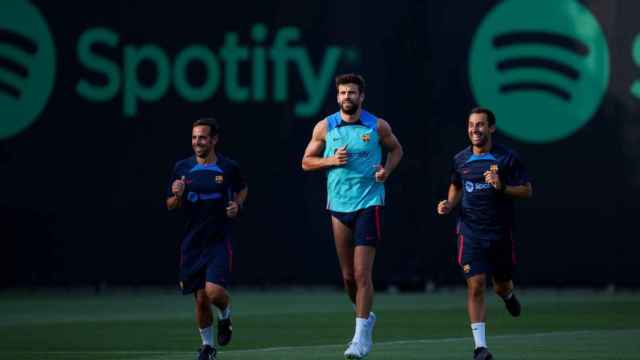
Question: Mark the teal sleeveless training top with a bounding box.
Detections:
[324,110,384,212]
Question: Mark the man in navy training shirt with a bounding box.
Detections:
[437,107,532,360]
[167,118,248,360]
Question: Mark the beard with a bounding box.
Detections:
[470,133,488,147]
[194,145,210,158]
[340,100,360,115]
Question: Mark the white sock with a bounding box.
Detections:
[471,322,487,349]
[199,326,213,346]
[354,317,368,342]
[216,306,231,320]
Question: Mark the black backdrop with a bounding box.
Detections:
[2,0,639,289]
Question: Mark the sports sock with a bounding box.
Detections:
[199,326,213,346]
[216,306,231,320]
[501,291,514,301]
[471,322,487,349]
[354,317,367,342]
[366,312,374,325]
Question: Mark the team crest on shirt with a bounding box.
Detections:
[490,164,499,172]
[465,181,475,193]
[463,264,471,274]
[361,133,371,142]
[215,175,224,184]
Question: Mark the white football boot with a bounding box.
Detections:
[344,341,367,359]
[363,312,376,354]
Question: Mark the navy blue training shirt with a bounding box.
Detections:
[167,154,246,252]
[450,144,530,242]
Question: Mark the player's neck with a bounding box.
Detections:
[196,152,217,165]
[472,140,493,155]
[340,109,362,123]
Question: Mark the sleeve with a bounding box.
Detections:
[504,152,530,186]
[450,158,462,188]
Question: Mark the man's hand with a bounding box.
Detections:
[331,145,348,166]
[484,168,502,191]
[172,176,186,197]
[226,201,240,218]
[374,164,387,182]
[437,200,452,215]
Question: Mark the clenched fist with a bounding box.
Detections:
[226,201,240,218]
[331,145,348,166]
[483,168,502,191]
[172,176,186,197]
[437,200,452,215]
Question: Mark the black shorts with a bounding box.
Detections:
[180,235,233,294]
[457,232,515,281]
[330,206,382,247]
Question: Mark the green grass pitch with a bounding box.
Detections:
[1,289,638,359]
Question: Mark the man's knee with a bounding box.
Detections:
[493,279,513,297]
[342,269,355,281]
[467,276,486,299]
[205,283,227,302]
[354,268,372,288]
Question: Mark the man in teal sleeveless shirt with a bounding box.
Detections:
[302,74,403,359]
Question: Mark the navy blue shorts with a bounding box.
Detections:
[457,232,515,281]
[180,235,233,294]
[330,206,382,247]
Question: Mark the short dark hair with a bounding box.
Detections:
[192,118,219,136]
[335,73,365,93]
[469,107,496,126]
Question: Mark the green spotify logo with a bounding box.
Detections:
[469,0,610,143]
[0,0,56,140]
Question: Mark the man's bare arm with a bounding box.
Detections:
[448,184,463,208]
[437,184,463,215]
[166,195,182,210]
[504,183,532,199]
[235,187,248,206]
[302,119,346,171]
[378,119,403,177]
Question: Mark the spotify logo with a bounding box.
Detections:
[469,0,610,143]
[0,0,56,140]
[0,0,56,139]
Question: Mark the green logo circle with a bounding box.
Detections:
[0,0,56,140]
[469,0,609,143]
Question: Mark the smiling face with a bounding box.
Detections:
[337,83,364,115]
[468,112,495,148]
[192,125,217,159]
